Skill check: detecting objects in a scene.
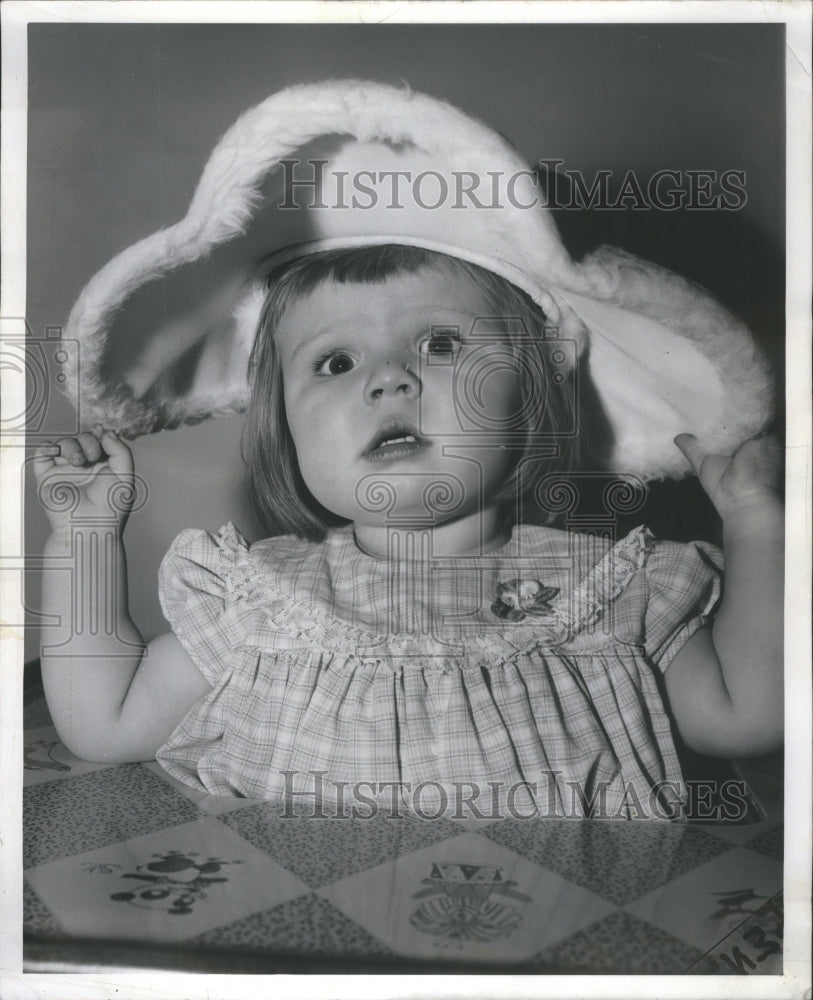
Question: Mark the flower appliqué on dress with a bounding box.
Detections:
[491,578,559,622]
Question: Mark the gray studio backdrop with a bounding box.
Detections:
[25,22,785,661]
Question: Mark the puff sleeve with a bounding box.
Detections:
[158,523,251,684]
[641,538,724,672]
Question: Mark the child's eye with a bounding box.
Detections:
[314,351,355,376]
[419,330,462,358]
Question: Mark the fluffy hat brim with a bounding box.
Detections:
[63,79,774,480]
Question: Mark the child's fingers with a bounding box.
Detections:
[55,436,93,467]
[49,432,103,467]
[32,443,61,479]
[673,433,706,473]
[77,431,104,464]
[42,429,126,472]
[730,435,784,491]
[743,433,783,467]
[99,429,134,477]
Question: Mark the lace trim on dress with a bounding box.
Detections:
[212,522,655,670]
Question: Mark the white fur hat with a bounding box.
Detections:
[63,79,773,479]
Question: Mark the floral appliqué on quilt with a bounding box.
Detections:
[24,738,72,773]
[410,862,531,941]
[89,849,244,916]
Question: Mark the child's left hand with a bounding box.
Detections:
[674,433,783,522]
[668,431,784,757]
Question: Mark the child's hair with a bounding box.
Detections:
[243,244,581,540]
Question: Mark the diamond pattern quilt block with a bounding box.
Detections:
[25,816,310,943]
[318,830,614,964]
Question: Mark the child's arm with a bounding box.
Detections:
[34,430,212,762]
[663,434,783,757]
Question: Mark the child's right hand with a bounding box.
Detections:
[33,427,135,533]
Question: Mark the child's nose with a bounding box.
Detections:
[365,359,421,402]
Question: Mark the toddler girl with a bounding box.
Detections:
[34,81,783,820]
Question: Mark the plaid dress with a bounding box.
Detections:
[156,522,722,820]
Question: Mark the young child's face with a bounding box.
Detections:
[274,267,524,530]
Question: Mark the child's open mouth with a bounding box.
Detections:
[362,421,429,462]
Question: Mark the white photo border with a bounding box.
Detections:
[1,3,810,999]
